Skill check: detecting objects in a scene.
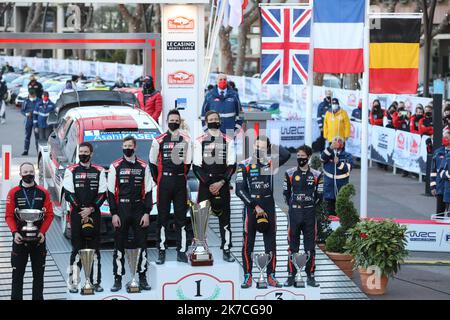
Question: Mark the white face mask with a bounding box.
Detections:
[332,104,339,111]
[29,97,36,101]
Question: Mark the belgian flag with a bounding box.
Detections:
[369,17,421,94]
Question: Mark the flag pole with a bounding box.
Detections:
[305,3,314,147]
[360,0,370,219]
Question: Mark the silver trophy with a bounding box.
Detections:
[14,208,44,242]
[253,252,273,289]
[291,253,308,288]
[125,248,141,293]
[188,200,213,266]
[79,249,95,295]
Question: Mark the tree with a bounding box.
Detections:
[21,3,43,56]
[219,26,234,74]
[118,4,145,64]
[235,2,260,76]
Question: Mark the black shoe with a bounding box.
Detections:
[94,284,104,292]
[156,250,166,265]
[284,275,295,287]
[241,273,253,289]
[177,251,188,263]
[21,151,28,156]
[110,276,122,292]
[139,274,151,291]
[223,250,235,263]
[307,276,320,287]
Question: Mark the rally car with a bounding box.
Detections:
[38,90,194,243]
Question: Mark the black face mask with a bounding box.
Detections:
[207,122,221,130]
[22,174,35,184]
[425,112,432,118]
[168,122,180,132]
[123,148,135,157]
[326,96,331,102]
[297,158,309,167]
[79,154,91,163]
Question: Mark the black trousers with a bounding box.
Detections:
[156,175,188,252]
[197,182,232,251]
[242,197,277,275]
[287,207,316,277]
[11,241,46,300]
[69,210,101,285]
[437,194,446,214]
[113,202,148,277]
[325,198,336,216]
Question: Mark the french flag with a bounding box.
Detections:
[313,0,365,74]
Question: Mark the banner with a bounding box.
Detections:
[393,130,422,174]
[370,125,395,166]
[346,121,361,157]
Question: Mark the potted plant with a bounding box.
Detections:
[310,155,332,251]
[346,219,408,295]
[324,183,359,278]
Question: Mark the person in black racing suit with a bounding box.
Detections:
[149,109,192,264]
[283,145,323,288]
[236,136,291,288]
[108,136,153,292]
[63,142,107,293]
[193,110,236,262]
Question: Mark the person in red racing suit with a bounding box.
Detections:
[283,145,323,288]
[63,142,107,293]
[236,136,291,289]
[5,162,54,300]
[108,136,153,292]
[149,109,192,264]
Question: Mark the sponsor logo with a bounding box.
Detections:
[168,71,194,85]
[350,123,356,139]
[397,133,405,150]
[405,231,436,242]
[410,137,419,155]
[167,41,195,50]
[445,234,450,242]
[295,176,300,181]
[168,16,194,30]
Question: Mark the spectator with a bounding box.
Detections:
[138,75,162,123]
[61,80,75,94]
[442,105,450,131]
[22,63,32,73]
[0,73,7,124]
[112,75,127,90]
[323,98,351,144]
[28,75,43,99]
[369,99,384,126]
[320,136,353,216]
[431,131,450,214]
[78,72,87,80]
[396,103,410,132]
[409,104,424,134]
[418,105,433,136]
[21,90,41,156]
[384,104,399,129]
[201,73,243,136]
[228,81,238,93]
[34,91,56,143]
[351,100,362,122]
[316,89,333,151]
[1,62,14,74]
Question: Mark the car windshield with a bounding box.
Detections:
[3,73,20,83]
[11,75,28,85]
[47,83,65,92]
[84,128,160,167]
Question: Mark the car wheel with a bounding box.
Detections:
[61,198,71,239]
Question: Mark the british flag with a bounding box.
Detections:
[261,6,311,85]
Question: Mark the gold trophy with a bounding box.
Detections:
[79,249,95,295]
[126,248,141,293]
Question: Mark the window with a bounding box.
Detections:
[63,122,77,161]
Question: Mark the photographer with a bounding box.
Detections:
[418,105,433,136]
[410,104,425,134]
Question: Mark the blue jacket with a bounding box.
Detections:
[320,147,353,200]
[201,86,243,135]
[21,98,42,126]
[317,98,331,130]
[432,147,449,197]
[33,100,56,129]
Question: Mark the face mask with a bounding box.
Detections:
[218,79,227,90]
[425,112,432,117]
[22,174,34,184]
[255,148,266,160]
[123,148,135,157]
[443,137,450,147]
[326,96,331,102]
[79,154,91,163]
[168,122,180,132]
[43,97,49,102]
[297,158,309,167]
[331,104,339,111]
[207,122,221,130]
[30,97,36,101]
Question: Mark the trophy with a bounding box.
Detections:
[188,200,214,266]
[79,249,95,295]
[125,248,141,293]
[253,252,273,289]
[14,209,44,242]
[291,253,308,288]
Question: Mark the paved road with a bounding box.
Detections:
[1,103,449,299]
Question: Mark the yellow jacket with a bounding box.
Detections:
[323,109,350,142]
